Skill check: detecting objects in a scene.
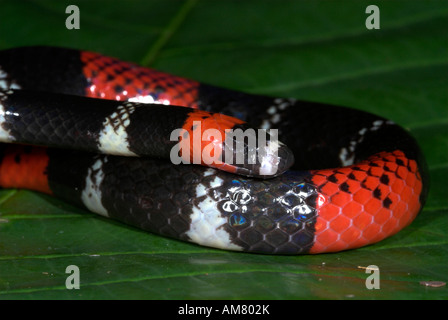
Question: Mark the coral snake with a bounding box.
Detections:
[0,46,429,254]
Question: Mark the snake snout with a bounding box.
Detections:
[218,127,295,178]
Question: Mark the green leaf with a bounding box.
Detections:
[0,0,447,300]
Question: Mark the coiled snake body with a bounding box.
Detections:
[0,46,428,254]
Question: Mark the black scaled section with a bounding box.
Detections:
[98,156,197,241]
[46,148,98,209]
[126,104,193,157]
[0,46,87,95]
[196,83,378,170]
[1,90,120,152]
[96,154,318,254]
[211,170,318,254]
[196,83,274,123]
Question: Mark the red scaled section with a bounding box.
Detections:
[310,150,423,253]
[178,110,245,173]
[80,51,200,108]
[0,145,51,194]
